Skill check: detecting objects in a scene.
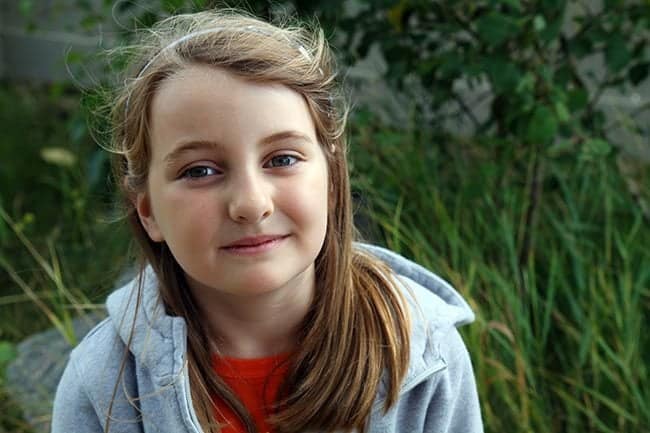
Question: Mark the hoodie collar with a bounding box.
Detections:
[106,266,187,387]
[355,243,475,405]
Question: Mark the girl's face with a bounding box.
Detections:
[136,65,329,299]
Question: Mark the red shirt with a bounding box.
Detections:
[212,353,290,433]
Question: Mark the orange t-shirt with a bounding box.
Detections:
[212,353,290,433]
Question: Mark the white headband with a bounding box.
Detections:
[134,25,317,79]
[125,25,324,114]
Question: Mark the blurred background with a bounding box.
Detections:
[1,1,649,432]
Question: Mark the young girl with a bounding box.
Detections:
[52,9,483,433]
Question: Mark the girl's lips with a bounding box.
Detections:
[221,235,289,255]
[223,234,288,248]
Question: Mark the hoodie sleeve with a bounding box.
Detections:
[51,356,104,433]
[425,326,483,433]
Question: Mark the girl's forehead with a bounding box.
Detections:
[147,64,318,156]
[151,64,308,116]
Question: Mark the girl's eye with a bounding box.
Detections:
[266,155,298,168]
[181,166,220,179]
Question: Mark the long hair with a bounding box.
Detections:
[106,9,410,433]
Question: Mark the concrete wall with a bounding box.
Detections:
[0,0,110,82]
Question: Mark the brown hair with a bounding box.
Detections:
[106,9,410,433]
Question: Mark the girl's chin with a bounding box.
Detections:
[188,274,292,297]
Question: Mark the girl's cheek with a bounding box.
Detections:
[162,189,217,226]
[301,171,329,212]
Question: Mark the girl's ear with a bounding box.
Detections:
[135,192,164,242]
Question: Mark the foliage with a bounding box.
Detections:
[349,110,650,433]
[335,1,648,148]
[0,83,130,339]
[0,81,133,432]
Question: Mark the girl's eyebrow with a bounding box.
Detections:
[164,140,221,167]
[260,130,313,147]
[163,130,313,166]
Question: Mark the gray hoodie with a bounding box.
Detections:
[52,243,484,432]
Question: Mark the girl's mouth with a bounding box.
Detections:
[222,235,289,255]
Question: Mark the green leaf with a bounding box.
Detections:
[547,139,575,157]
[605,34,631,72]
[436,52,463,79]
[567,89,589,111]
[0,341,17,366]
[541,0,565,11]
[584,24,609,43]
[554,65,573,86]
[534,15,547,32]
[485,58,522,93]
[582,138,612,158]
[629,62,650,85]
[527,105,558,144]
[605,0,623,7]
[18,0,33,18]
[540,14,563,42]
[570,37,593,59]
[476,13,520,46]
[515,72,536,94]
[554,100,570,123]
[489,0,521,11]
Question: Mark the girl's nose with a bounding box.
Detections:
[227,171,274,223]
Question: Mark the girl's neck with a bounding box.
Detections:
[189,267,315,359]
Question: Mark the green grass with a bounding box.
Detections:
[1,83,648,433]
[349,112,650,433]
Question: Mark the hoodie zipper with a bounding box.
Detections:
[180,362,205,433]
